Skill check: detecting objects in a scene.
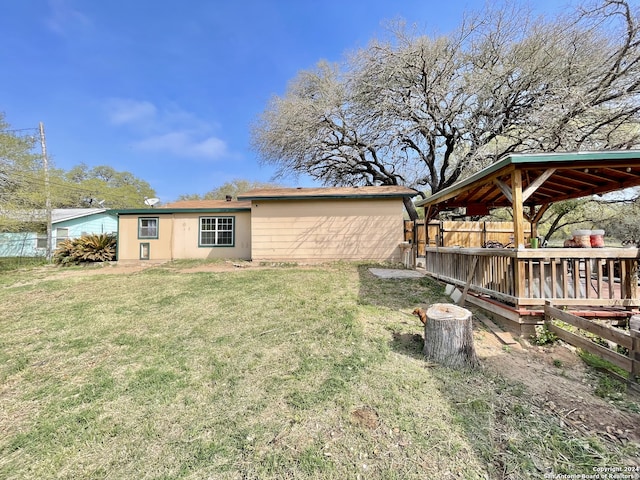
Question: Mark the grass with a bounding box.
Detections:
[0,261,636,479]
[0,256,47,272]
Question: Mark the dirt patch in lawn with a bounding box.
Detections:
[474,320,640,452]
[18,260,262,279]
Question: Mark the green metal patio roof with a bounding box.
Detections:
[415,150,640,215]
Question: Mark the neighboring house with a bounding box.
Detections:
[114,186,417,263]
[50,209,118,247]
[0,209,117,257]
[0,232,44,258]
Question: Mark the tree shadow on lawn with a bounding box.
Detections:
[356,264,450,360]
[356,264,449,310]
[358,265,638,474]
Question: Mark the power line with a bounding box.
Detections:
[2,125,155,208]
[1,168,150,205]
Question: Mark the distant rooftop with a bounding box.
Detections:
[238,186,418,200]
[160,200,251,209]
[0,208,109,224]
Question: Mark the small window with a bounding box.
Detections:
[36,235,47,249]
[200,216,234,246]
[55,228,69,247]
[138,217,158,239]
[140,243,150,260]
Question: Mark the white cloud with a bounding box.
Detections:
[106,99,158,126]
[133,132,228,159]
[45,0,91,36]
[105,97,229,160]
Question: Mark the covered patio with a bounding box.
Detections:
[414,150,640,335]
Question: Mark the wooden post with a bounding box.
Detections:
[623,259,638,302]
[423,303,479,369]
[631,315,640,381]
[511,169,526,306]
[529,205,537,241]
[511,169,525,250]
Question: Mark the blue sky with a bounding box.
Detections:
[0,0,567,203]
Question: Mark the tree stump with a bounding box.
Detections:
[423,303,479,369]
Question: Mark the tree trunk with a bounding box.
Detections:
[403,196,420,221]
[423,303,479,369]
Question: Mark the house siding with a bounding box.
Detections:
[172,213,251,259]
[116,211,251,261]
[0,211,118,258]
[0,232,44,257]
[249,198,404,263]
[117,214,174,261]
[53,213,117,244]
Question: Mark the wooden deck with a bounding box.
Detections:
[421,246,640,333]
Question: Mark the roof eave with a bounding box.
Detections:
[238,192,417,201]
[115,208,251,215]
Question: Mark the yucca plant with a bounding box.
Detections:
[52,238,77,265]
[53,233,116,265]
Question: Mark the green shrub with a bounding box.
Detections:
[530,324,558,345]
[53,234,116,265]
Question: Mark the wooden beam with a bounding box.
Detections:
[476,313,520,345]
[522,168,556,202]
[532,203,551,224]
[630,315,640,379]
[545,304,632,348]
[493,178,513,203]
[546,322,632,372]
[458,256,479,307]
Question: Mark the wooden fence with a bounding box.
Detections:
[544,303,640,382]
[404,220,530,255]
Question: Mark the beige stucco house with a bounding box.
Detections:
[115,186,416,263]
[116,200,252,262]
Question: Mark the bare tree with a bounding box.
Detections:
[252,0,640,220]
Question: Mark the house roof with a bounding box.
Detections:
[115,199,251,214]
[161,200,252,209]
[238,186,418,201]
[52,208,111,223]
[0,208,111,224]
[415,150,640,212]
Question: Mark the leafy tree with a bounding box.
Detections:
[490,196,626,245]
[177,179,281,201]
[1,113,156,225]
[0,114,43,231]
[597,192,640,244]
[252,0,640,219]
[57,164,156,209]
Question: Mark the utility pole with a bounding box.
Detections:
[39,122,52,261]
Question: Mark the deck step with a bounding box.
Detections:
[476,313,520,346]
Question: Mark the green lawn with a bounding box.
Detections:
[0,262,634,479]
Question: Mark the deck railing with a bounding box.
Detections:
[423,247,640,308]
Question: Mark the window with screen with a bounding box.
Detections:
[200,217,234,246]
[138,217,158,239]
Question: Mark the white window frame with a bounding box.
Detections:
[199,216,234,247]
[138,217,158,239]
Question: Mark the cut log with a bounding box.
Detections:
[423,303,479,369]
